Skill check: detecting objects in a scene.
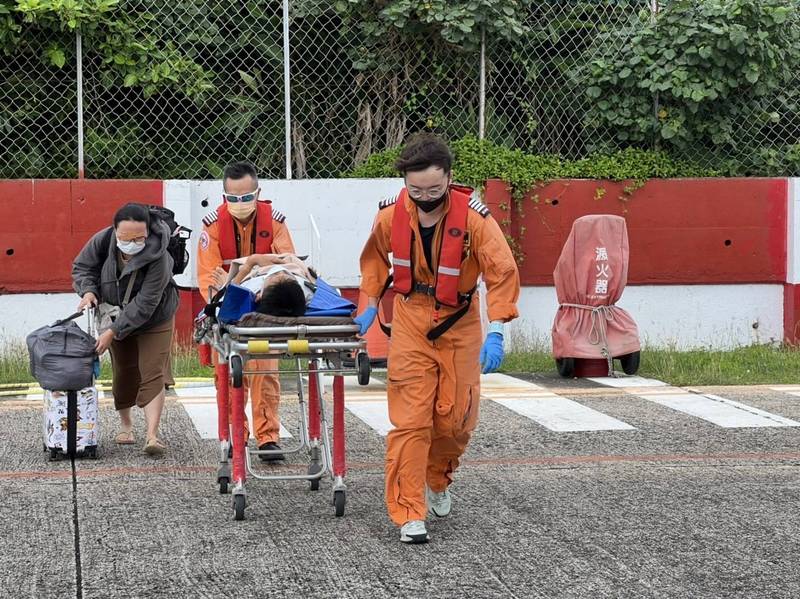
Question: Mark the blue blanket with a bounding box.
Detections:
[217,277,355,323]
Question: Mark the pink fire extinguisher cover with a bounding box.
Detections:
[552,214,641,359]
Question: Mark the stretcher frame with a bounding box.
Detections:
[196,312,370,521]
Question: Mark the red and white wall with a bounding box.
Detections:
[1,177,798,350]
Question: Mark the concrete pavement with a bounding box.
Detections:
[3,374,800,598]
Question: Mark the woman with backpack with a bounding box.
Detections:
[72,203,179,455]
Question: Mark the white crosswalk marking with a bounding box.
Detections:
[493,396,636,432]
[171,376,800,439]
[588,376,668,388]
[591,378,800,429]
[180,400,293,440]
[481,373,636,432]
[343,373,637,434]
[174,385,216,399]
[344,400,392,436]
[639,392,800,428]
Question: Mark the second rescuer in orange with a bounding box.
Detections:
[197,161,296,461]
[355,133,520,543]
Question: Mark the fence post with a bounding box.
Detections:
[650,0,660,150]
[479,27,486,140]
[76,30,85,179]
[283,0,292,180]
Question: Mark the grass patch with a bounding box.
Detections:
[501,344,800,386]
[3,339,797,387]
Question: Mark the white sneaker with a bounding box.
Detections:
[400,520,430,544]
[426,486,452,518]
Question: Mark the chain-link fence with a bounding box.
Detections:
[485,1,649,158]
[0,25,77,179]
[1,1,799,179]
[81,0,287,179]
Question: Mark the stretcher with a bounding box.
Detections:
[194,308,370,521]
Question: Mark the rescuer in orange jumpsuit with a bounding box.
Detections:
[355,133,520,543]
[197,161,296,461]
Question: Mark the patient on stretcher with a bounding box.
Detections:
[228,254,316,317]
[217,253,355,321]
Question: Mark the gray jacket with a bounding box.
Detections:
[72,221,179,340]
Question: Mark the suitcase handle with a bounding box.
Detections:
[52,311,85,327]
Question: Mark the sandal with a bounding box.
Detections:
[143,437,167,456]
[115,430,135,445]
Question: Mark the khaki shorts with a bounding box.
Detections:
[109,318,174,410]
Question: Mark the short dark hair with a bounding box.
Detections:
[257,279,307,317]
[223,161,258,184]
[394,133,453,174]
[113,203,150,229]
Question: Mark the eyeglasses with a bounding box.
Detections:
[223,188,259,203]
[406,181,449,201]
[117,235,147,244]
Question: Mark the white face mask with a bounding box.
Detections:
[116,238,146,256]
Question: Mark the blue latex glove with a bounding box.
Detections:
[353,306,378,336]
[480,332,504,374]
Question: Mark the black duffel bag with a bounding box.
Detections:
[26,311,96,391]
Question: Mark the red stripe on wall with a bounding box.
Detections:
[485,178,789,286]
[0,180,163,293]
[785,284,800,344]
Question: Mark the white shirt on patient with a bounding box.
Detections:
[240,264,315,303]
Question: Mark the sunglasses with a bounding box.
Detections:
[223,188,259,203]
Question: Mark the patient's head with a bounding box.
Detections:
[257,277,306,317]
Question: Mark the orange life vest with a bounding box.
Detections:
[217,200,274,265]
[391,185,471,307]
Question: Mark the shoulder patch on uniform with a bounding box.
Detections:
[378,195,397,210]
[201,209,218,227]
[272,210,286,224]
[468,199,490,218]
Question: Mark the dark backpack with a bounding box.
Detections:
[147,205,192,276]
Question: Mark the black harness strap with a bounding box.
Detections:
[376,274,475,341]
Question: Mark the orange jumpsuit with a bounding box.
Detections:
[360,191,520,526]
[197,207,295,446]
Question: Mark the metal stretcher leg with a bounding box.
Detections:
[307,359,323,490]
[230,355,247,520]
[332,374,346,517]
[215,362,231,494]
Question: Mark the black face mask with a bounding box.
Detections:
[411,193,446,213]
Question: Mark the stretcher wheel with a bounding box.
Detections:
[356,351,371,386]
[48,449,60,461]
[333,490,346,517]
[218,476,229,494]
[619,351,640,375]
[308,463,322,491]
[84,446,98,459]
[233,494,245,521]
[556,358,575,378]
[231,355,243,388]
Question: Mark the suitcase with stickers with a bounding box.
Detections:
[27,310,101,460]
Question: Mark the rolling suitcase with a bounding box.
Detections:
[27,310,100,460]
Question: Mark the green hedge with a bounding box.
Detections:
[346,136,719,198]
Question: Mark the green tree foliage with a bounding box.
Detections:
[2,0,800,178]
[579,0,800,172]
